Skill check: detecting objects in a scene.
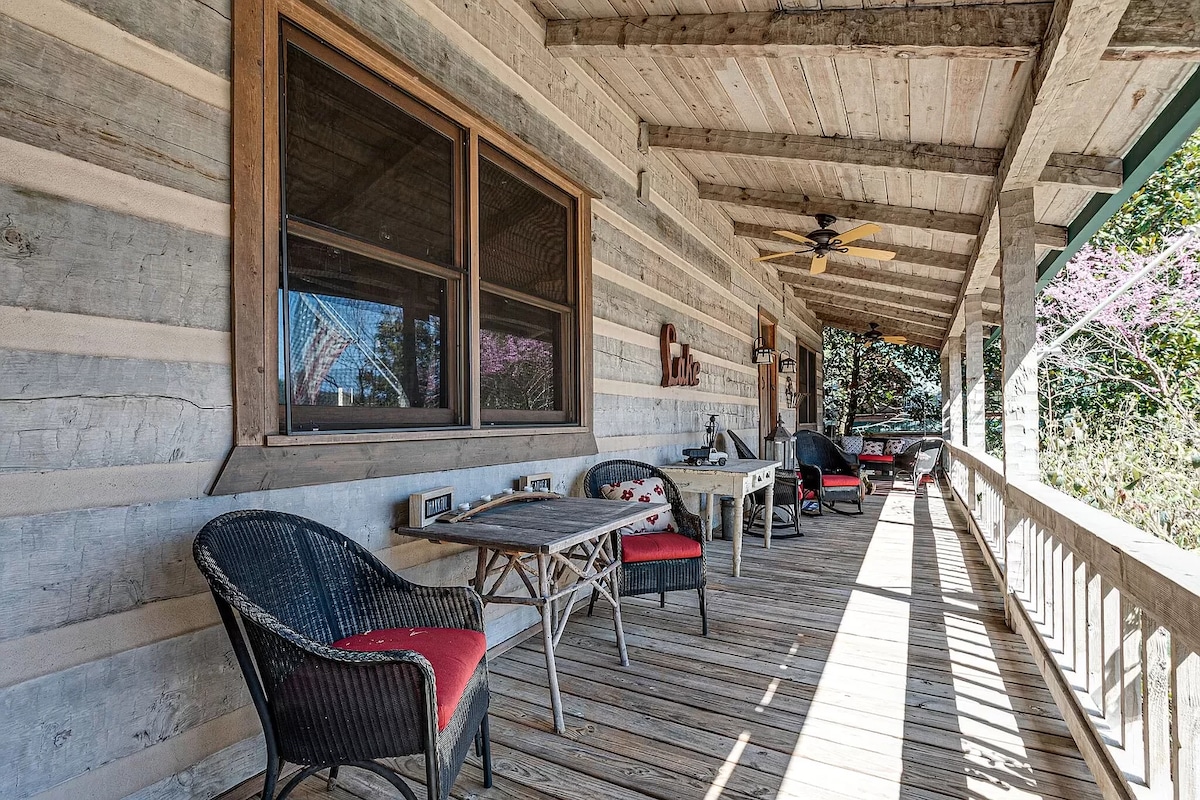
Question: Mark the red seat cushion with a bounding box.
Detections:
[333,627,486,729]
[621,532,701,563]
[822,474,862,488]
[857,453,894,464]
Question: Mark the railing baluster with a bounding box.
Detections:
[1075,558,1089,679]
[1144,619,1171,791]
[1088,567,1104,707]
[1172,641,1200,799]
[1102,580,1122,733]
[1120,597,1143,775]
[1062,547,1075,664]
[1044,530,1055,641]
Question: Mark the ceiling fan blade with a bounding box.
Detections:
[774,230,817,246]
[753,249,802,263]
[883,335,908,344]
[810,254,828,275]
[843,245,896,261]
[834,223,881,245]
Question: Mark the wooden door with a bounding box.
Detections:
[758,308,778,453]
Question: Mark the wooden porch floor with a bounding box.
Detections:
[223,481,1101,800]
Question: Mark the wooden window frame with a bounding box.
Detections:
[214,0,595,495]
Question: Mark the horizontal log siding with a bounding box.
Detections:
[0,0,820,797]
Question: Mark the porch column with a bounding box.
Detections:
[946,335,963,447]
[999,187,1039,614]
[940,348,951,441]
[964,292,986,450]
[999,188,1039,481]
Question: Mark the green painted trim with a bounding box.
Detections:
[1036,68,1200,292]
[986,67,1200,347]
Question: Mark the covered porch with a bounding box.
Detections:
[218,482,1100,800]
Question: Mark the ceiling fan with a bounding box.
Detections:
[863,322,907,346]
[752,214,896,275]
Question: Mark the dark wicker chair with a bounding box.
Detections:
[193,510,491,800]
[723,430,802,539]
[895,439,945,494]
[583,460,708,635]
[794,430,864,515]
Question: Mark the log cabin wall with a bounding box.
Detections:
[0,0,820,797]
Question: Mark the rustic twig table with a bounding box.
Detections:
[658,459,780,577]
[396,495,668,733]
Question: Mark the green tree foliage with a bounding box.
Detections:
[822,327,941,434]
[1093,130,1200,254]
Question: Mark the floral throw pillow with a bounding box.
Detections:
[599,477,677,534]
[861,440,885,456]
[841,435,864,455]
[885,439,907,455]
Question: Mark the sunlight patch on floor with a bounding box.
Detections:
[775,490,914,800]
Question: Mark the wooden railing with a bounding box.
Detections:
[945,442,1200,800]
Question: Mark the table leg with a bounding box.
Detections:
[763,483,774,550]
[609,560,629,667]
[706,492,717,541]
[536,552,565,734]
[731,495,745,577]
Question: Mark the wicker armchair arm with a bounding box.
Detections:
[796,462,823,490]
[672,505,705,542]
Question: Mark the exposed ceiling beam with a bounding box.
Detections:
[546,3,1200,61]
[777,265,958,310]
[706,184,1070,246]
[797,290,953,326]
[546,7,1050,60]
[650,125,1122,191]
[950,0,1136,334]
[818,319,944,350]
[734,222,969,271]
[771,255,962,298]
[701,183,982,236]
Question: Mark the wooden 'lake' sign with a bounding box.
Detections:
[660,323,701,387]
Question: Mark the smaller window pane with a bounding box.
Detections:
[284,45,459,267]
[283,235,451,431]
[479,153,570,304]
[480,292,564,413]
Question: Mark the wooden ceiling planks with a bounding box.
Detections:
[540,1,1198,348]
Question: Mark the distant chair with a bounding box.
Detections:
[584,460,708,635]
[794,430,864,515]
[895,439,945,494]
[723,430,802,539]
[193,510,492,800]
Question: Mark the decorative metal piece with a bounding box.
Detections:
[784,376,796,408]
[752,336,775,364]
[778,350,797,374]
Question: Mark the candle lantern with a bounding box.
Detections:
[752,337,775,365]
[766,415,795,470]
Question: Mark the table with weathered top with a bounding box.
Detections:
[396,495,668,733]
[658,459,780,578]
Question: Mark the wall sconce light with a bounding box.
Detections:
[752,337,775,364]
[778,350,797,374]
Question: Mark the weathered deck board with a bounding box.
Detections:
[218,482,1101,800]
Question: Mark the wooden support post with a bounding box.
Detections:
[965,292,986,450]
[947,336,964,447]
[940,348,952,443]
[1000,188,1038,621]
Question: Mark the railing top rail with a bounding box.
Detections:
[946,442,1004,486]
[1010,477,1200,649]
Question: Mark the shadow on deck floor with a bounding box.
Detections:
[217,481,1100,800]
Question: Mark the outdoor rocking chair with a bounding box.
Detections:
[724,430,803,539]
[794,430,865,515]
[193,510,492,800]
[895,439,945,495]
[584,460,709,635]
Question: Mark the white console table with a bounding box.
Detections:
[658,459,780,577]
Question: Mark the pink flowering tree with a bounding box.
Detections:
[1037,241,1200,430]
[479,331,556,410]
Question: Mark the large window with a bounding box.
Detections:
[216,2,594,494]
[276,26,579,434]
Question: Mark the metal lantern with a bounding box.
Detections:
[752,336,775,364]
[778,350,797,374]
[766,415,795,470]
